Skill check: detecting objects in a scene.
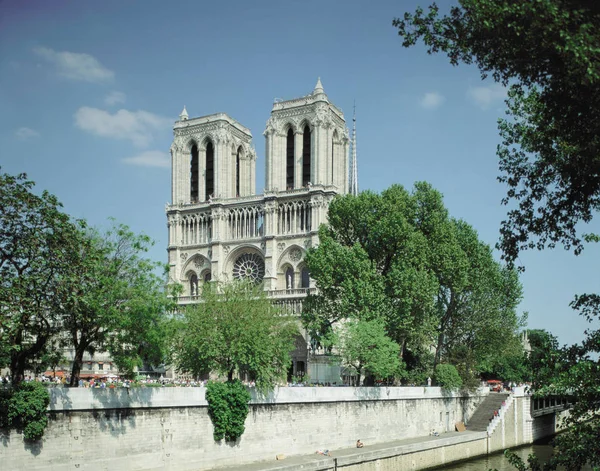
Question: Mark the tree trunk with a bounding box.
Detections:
[70,343,87,386]
[227,368,234,382]
[433,330,444,371]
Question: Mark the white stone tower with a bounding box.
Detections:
[264,78,349,193]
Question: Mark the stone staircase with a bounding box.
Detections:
[467,392,510,431]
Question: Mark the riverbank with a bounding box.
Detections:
[218,430,488,471]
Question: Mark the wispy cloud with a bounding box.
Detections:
[420,92,445,109]
[123,150,170,168]
[467,83,506,110]
[33,47,114,83]
[15,127,40,139]
[74,107,171,147]
[105,91,126,106]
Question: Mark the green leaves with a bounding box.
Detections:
[170,280,297,393]
[304,183,522,386]
[205,380,251,442]
[0,170,84,382]
[433,364,462,390]
[394,1,600,264]
[4,381,50,441]
[337,319,403,384]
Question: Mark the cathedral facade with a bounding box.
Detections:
[166,79,353,380]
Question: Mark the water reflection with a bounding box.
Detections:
[432,443,593,470]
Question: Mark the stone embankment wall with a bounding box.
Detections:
[1,387,485,471]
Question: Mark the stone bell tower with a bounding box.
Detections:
[264,78,349,194]
[170,109,256,205]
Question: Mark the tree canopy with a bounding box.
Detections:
[169,280,298,392]
[0,170,174,385]
[303,183,523,385]
[394,2,600,468]
[0,172,82,383]
[61,222,176,385]
[393,0,600,264]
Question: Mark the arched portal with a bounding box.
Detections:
[302,125,311,186]
[286,128,295,190]
[190,145,199,202]
[205,141,214,200]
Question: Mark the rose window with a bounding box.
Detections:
[233,253,265,283]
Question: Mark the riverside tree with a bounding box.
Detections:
[0,171,83,384]
[170,280,297,392]
[61,222,175,385]
[303,183,523,385]
[394,1,600,468]
[336,319,403,386]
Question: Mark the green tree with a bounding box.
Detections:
[394,2,600,468]
[303,183,523,385]
[170,280,297,392]
[62,222,175,385]
[336,319,403,386]
[433,363,462,390]
[524,329,562,389]
[393,1,600,263]
[0,171,83,384]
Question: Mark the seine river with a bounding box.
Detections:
[431,443,593,470]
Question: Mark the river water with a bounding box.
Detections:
[432,442,593,470]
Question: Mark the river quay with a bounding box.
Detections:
[1,386,565,470]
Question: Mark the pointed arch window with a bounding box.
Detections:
[302,125,311,186]
[286,128,295,190]
[205,141,214,200]
[236,146,242,197]
[190,145,199,202]
[301,267,310,288]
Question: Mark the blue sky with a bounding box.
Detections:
[1,0,598,347]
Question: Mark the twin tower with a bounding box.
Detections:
[169,78,350,205]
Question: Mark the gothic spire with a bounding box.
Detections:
[349,102,358,196]
[313,77,324,95]
[179,105,189,121]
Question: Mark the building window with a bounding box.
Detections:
[98,363,103,371]
[236,146,242,197]
[204,271,212,283]
[205,141,214,200]
[190,145,199,202]
[301,267,310,288]
[286,128,295,189]
[302,126,311,186]
[233,253,265,283]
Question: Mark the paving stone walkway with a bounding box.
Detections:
[216,430,487,471]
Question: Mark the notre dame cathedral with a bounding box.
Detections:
[166,79,357,382]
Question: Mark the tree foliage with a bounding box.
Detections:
[303,183,522,385]
[0,171,83,383]
[395,2,600,468]
[393,0,600,264]
[5,381,50,440]
[61,222,175,385]
[336,319,403,385]
[433,363,462,390]
[170,280,297,392]
[205,380,251,442]
[0,171,174,385]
